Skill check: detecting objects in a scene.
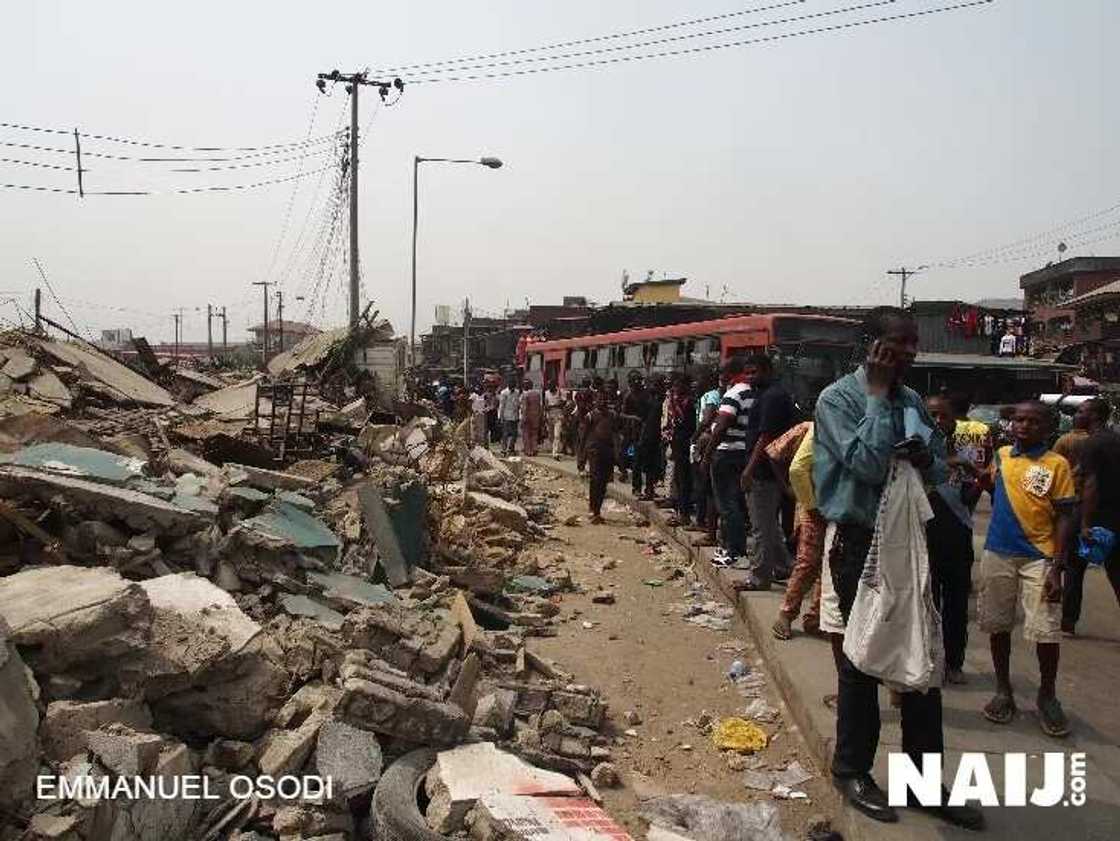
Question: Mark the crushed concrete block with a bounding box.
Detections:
[426,742,581,834]
[339,674,469,746]
[168,447,222,478]
[281,594,345,631]
[24,814,82,840]
[2,350,37,381]
[275,682,343,728]
[0,617,39,808]
[258,710,326,777]
[551,690,607,729]
[85,723,164,776]
[204,739,255,771]
[467,793,631,841]
[41,698,153,762]
[0,565,152,676]
[473,690,517,736]
[590,763,620,789]
[237,500,340,551]
[307,570,396,610]
[28,369,72,407]
[467,491,529,531]
[314,719,383,802]
[272,804,354,839]
[230,462,317,492]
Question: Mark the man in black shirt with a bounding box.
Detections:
[1064,427,1120,633]
[631,375,667,500]
[740,354,795,590]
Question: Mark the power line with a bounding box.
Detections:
[0,121,344,153]
[405,1,995,84]
[0,163,338,197]
[0,137,338,164]
[372,0,807,75]
[33,257,88,340]
[0,157,81,172]
[398,0,900,78]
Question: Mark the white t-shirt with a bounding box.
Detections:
[999,333,1017,355]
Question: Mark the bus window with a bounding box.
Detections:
[644,343,658,366]
[624,345,644,368]
[587,348,598,370]
[528,354,542,372]
[570,349,586,370]
[690,337,719,365]
[656,342,677,368]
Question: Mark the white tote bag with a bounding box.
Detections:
[842,460,944,693]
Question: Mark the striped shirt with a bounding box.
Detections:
[716,382,754,451]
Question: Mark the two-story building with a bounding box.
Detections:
[1020,257,1120,344]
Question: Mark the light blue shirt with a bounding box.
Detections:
[813,367,946,528]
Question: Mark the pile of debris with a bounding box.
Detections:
[0,330,626,840]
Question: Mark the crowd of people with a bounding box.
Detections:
[435,305,1120,830]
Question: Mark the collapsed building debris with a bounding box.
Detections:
[0,327,633,841]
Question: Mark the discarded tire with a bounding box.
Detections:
[370,748,444,841]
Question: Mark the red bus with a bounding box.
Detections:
[524,312,861,408]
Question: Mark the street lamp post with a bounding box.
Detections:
[410,155,503,370]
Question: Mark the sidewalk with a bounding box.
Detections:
[529,455,1120,841]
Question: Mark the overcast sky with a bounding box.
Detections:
[1,0,1116,343]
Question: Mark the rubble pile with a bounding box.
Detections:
[0,330,621,840]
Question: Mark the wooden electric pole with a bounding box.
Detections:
[221,306,228,350]
[206,304,214,359]
[252,281,272,364]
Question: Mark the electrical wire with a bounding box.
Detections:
[0,157,81,172]
[405,1,995,84]
[0,164,336,196]
[398,0,900,78]
[372,0,807,75]
[0,121,345,153]
[33,257,89,340]
[0,137,339,164]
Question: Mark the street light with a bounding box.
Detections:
[411,155,504,369]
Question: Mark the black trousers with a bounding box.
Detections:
[587,448,613,515]
[926,498,974,671]
[693,458,713,527]
[671,437,693,518]
[632,439,660,497]
[1063,543,1120,628]
[830,523,945,779]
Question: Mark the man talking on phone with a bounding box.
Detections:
[813,307,984,831]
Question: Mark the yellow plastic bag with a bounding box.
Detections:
[711,717,768,753]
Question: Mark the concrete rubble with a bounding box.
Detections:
[0,327,621,840]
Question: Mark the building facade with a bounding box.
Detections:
[1020,257,1120,343]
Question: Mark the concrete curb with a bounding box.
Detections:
[527,457,873,841]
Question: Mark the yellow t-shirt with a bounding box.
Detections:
[985,444,1076,559]
[788,424,816,510]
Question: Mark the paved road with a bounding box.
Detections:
[531,456,1120,841]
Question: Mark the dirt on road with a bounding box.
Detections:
[524,464,838,839]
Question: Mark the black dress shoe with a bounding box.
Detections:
[834,774,899,823]
[909,789,986,831]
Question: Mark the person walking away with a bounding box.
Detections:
[498,377,522,456]
[1065,424,1120,631]
[545,382,566,460]
[664,373,697,526]
[998,328,1017,357]
[767,421,824,640]
[573,378,595,472]
[979,401,1075,739]
[520,378,543,457]
[702,357,756,567]
[469,383,488,448]
[739,353,795,590]
[926,396,982,685]
[484,382,500,447]
[1051,398,1108,633]
[689,368,722,546]
[582,390,622,524]
[814,307,981,830]
[632,375,666,500]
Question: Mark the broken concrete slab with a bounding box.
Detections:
[338,673,469,747]
[467,491,529,532]
[230,462,318,493]
[426,742,581,834]
[307,570,396,610]
[2,350,37,381]
[257,710,327,777]
[280,594,346,631]
[28,369,73,407]
[0,565,152,675]
[168,447,223,478]
[1,442,146,484]
[639,794,788,841]
[0,465,208,535]
[473,689,517,736]
[85,722,165,776]
[286,459,341,483]
[467,793,632,841]
[357,481,410,587]
[314,719,383,803]
[0,616,39,809]
[237,501,340,551]
[24,814,82,841]
[193,377,263,419]
[38,339,176,407]
[41,698,154,762]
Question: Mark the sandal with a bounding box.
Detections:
[1038,696,1071,738]
[983,693,1017,725]
[772,615,793,641]
[802,618,822,637]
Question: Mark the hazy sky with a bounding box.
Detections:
[1,0,1117,343]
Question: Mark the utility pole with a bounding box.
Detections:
[172,312,181,364]
[206,304,214,360]
[315,70,404,327]
[462,298,471,385]
[33,288,41,333]
[275,290,285,353]
[252,281,272,364]
[886,266,926,309]
[220,306,228,350]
